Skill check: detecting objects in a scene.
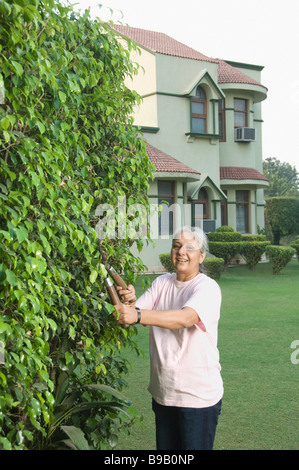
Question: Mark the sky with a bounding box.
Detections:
[74,0,299,170]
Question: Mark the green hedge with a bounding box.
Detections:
[266,245,296,274]
[216,225,234,232]
[208,241,242,268]
[208,231,242,242]
[204,257,225,279]
[159,253,224,280]
[159,253,175,273]
[208,229,241,268]
[241,234,267,242]
[0,1,154,450]
[208,229,271,270]
[240,241,270,270]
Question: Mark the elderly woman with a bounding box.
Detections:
[115,226,223,450]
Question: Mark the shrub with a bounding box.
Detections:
[0,1,154,450]
[266,245,296,274]
[208,229,242,269]
[203,257,224,280]
[241,234,267,242]
[240,241,270,270]
[216,225,234,232]
[208,241,242,269]
[208,231,242,242]
[159,253,175,273]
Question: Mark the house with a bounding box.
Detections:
[112,25,269,272]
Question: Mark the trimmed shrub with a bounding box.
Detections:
[240,241,270,270]
[208,231,242,242]
[266,245,296,274]
[208,229,242,269]
[208,241,242,268]
[159,253,175,273]
[204,257,225,280]
[216,225,234,232]
[241,234,268,242]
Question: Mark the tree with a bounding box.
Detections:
[265,197,299,245]
[0,0,154,449]
[263,157,299,197]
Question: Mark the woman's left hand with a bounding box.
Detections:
[114,303,138,328]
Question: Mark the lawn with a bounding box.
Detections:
[116,260,299,450]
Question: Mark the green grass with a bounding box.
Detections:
[116,261,299,450]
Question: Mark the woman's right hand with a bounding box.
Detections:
[116,284,136,306]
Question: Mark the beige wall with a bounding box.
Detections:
[219,90,261,169]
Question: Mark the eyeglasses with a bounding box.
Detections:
[171,244,200,252]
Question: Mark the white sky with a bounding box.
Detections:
[74,0,299,170]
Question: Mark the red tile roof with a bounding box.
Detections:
[113,25,266,89]
[220,166,269,181]
[217,59,267,90]
[112,25,218,63]
[146,143,200,175]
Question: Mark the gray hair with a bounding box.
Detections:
[172,225,208,255]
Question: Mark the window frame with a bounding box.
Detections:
[158,180,176,236]
[234,98,248,128]
[191,86,207,134]
[218,98,226,141]
[236,190,249,233]
[221,190,228,225]
[191,187,209,228]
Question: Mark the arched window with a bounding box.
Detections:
[192,187,209,227]
[158,180,175,235]
[191,86,207,134]
[197,188,209,218]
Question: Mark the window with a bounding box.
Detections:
[192,188,209,227]
[236,190,249,233]
[234,98,247,127]
[158,180,175,235]
[221,190,227,225]
[218,99,226,141]
[197,188,209,218]
[191,86,207,133]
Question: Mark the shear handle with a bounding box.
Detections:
[104,278,120,305]
[105,264,127,290]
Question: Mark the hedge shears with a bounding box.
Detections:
[98,240,128,306]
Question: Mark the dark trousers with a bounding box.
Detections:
[152,399,222,450]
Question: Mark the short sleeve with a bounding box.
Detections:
[136,274,172,310]
[183,278,222,331]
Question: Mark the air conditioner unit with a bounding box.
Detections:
[203,219,217,234]
[235,127,256,142]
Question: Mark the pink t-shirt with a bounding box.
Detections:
[136,272,223,408]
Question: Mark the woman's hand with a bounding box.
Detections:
[116,284,136,306]
[114,303,138,328]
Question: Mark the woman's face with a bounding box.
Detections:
[171,231,206,281]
